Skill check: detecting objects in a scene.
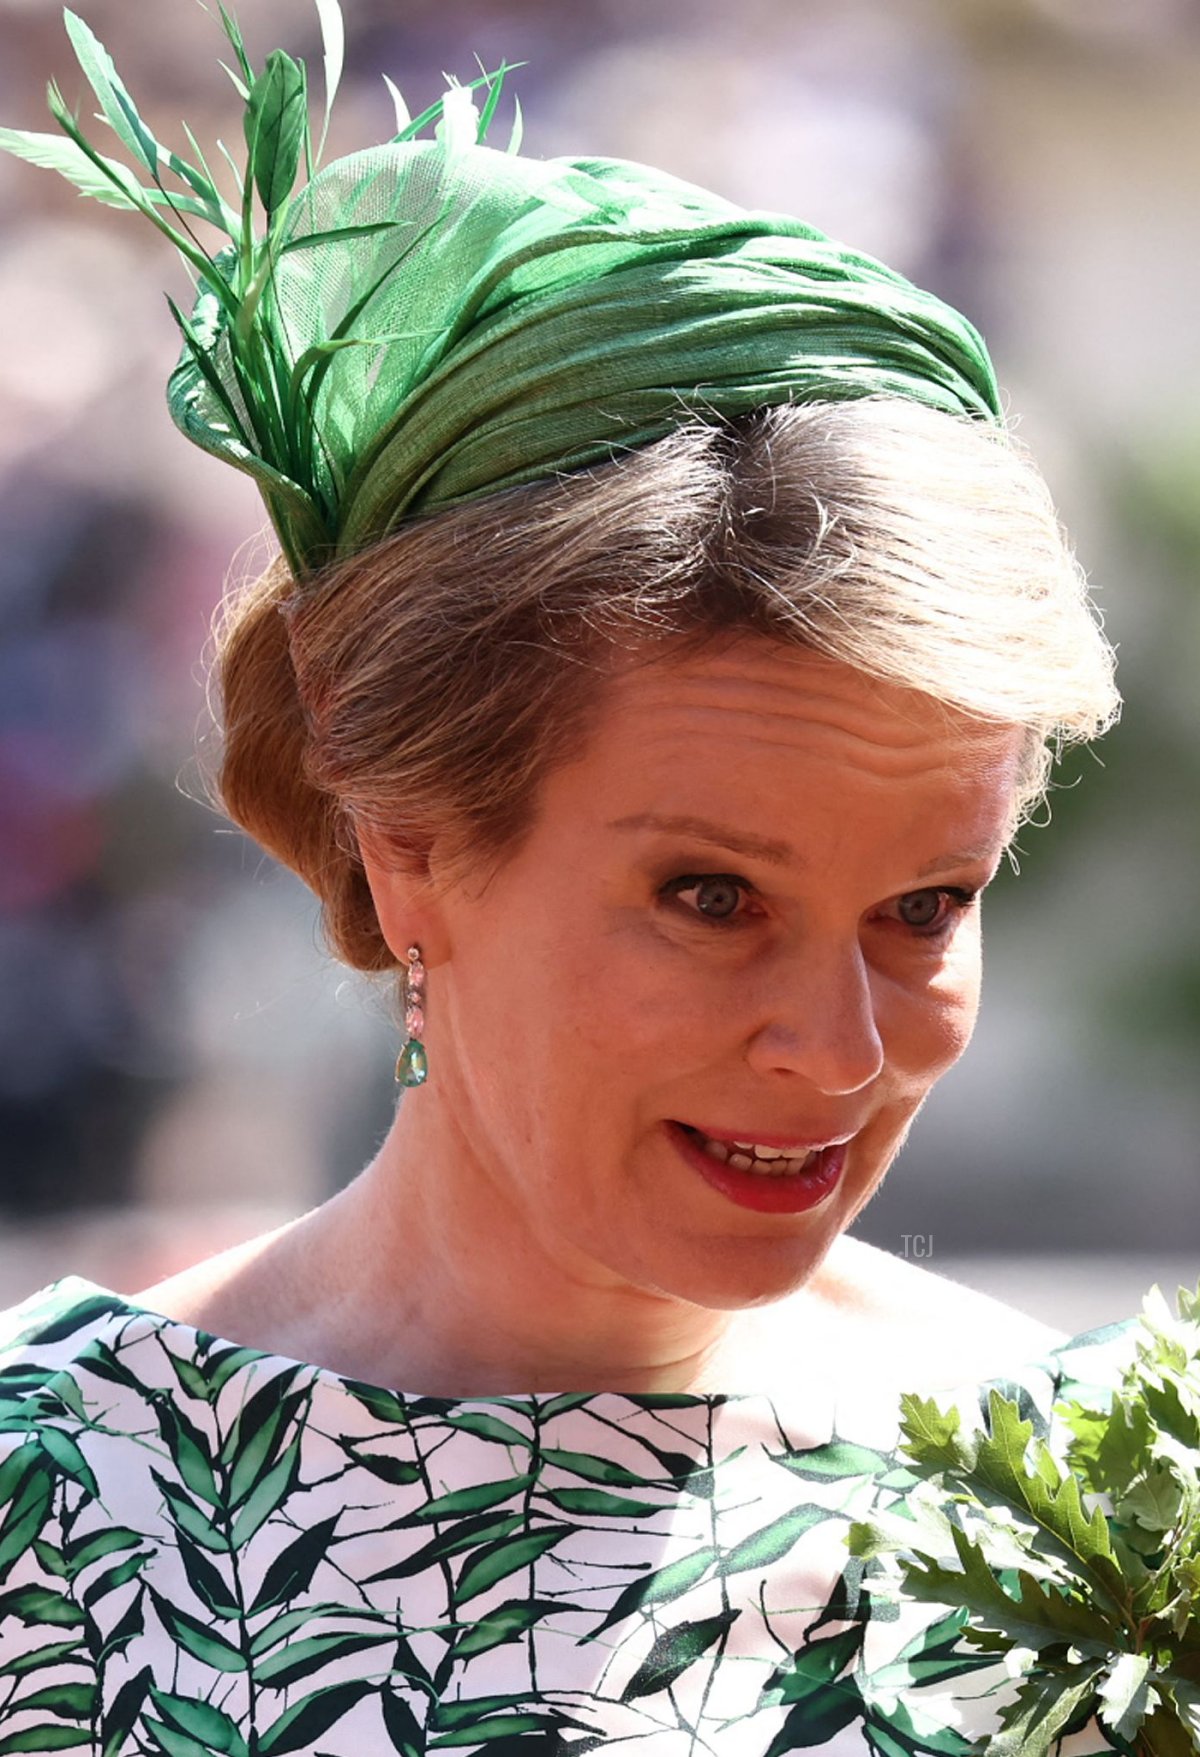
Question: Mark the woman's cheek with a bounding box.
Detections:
[878,934,983,1091]
[922,959,983,1080]
[582,915,695,1017]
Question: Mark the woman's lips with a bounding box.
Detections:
[667,1121,848,1215]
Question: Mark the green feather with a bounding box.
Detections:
[280,221,397,257]
[507,94,524,156]
[391,71,507,146]
[219,61,252,104]
[244,51,308,223]
[0,125,145,209]
[382,74,410,138]
[1,0,1003,592]
[62,9,160,176]
[216,4,255,90]
[312,0,345,163]
[474,60,509,144]
[166,295,252,450]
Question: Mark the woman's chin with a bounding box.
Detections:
[601,1127,873,1310]
[615,1220,845,1316]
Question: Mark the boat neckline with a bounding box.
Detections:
[5,1275,1134,1415]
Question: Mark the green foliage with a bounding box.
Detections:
[0,1730,90,1753]
[544,1485,666,1518]
[852,1281,1200,1755]
[584,1544,720,1641]
[145,1687,250,1757]
[769,1439,892,1481]
[451,1597,563,1661]
[258,1678,374,1755]
[719,1503,826,1577]
[453,1523,575,1604]
[408,1473,535,1520]
[442,1410,531,1449]
[759,1626,867,1753]
[621,1609,738,1702]
[541,1444,671,1488]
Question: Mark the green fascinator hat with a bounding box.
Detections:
[1,4,1003,578]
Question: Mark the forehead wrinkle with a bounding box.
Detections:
[622,676,998,757]
[609,714,1019,871]
[630,708,997,784]
[616,649,1009,759]
[632,651,921,712]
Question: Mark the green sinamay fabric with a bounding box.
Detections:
[169,143,1004,570]
[1,13,1002,575]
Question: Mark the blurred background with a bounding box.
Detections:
[0,0,1196,1334]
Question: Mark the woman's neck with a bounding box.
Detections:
[290,1155,744,1396]
[143,1103,779,1396]
[140,1078,915,1400]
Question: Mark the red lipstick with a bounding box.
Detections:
[668,1122,847,1215]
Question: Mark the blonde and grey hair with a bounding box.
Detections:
[214,397,1119,971]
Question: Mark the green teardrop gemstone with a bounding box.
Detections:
[396,1038,428,1088]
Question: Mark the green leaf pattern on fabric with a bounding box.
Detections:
[0,1281,1135,1754]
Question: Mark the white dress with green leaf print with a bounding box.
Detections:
[0,1279,1134,1757]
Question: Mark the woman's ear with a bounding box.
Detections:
[357,827,451,967]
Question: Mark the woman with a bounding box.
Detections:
[0,11,1134,1755]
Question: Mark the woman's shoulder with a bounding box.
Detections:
[0,1278,132,1378]
[791,1235,1069,1395]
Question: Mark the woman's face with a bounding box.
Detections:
[419,640,1025,1311]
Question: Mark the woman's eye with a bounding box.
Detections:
[892,887,976,934]
[666,875,750,923]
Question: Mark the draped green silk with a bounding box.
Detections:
[1,16,1002,575]
[170,145,1002,571]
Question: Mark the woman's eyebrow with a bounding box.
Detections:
[609,815,1001,879]
[915,847,1000,877]
[607,813,797,867]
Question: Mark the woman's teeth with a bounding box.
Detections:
[692,1130,819,1176]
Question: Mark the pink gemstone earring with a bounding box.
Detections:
[395,945,428,1087]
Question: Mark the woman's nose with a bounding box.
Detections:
[742,943,885,1095]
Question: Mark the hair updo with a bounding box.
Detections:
[214,397,1119,972]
